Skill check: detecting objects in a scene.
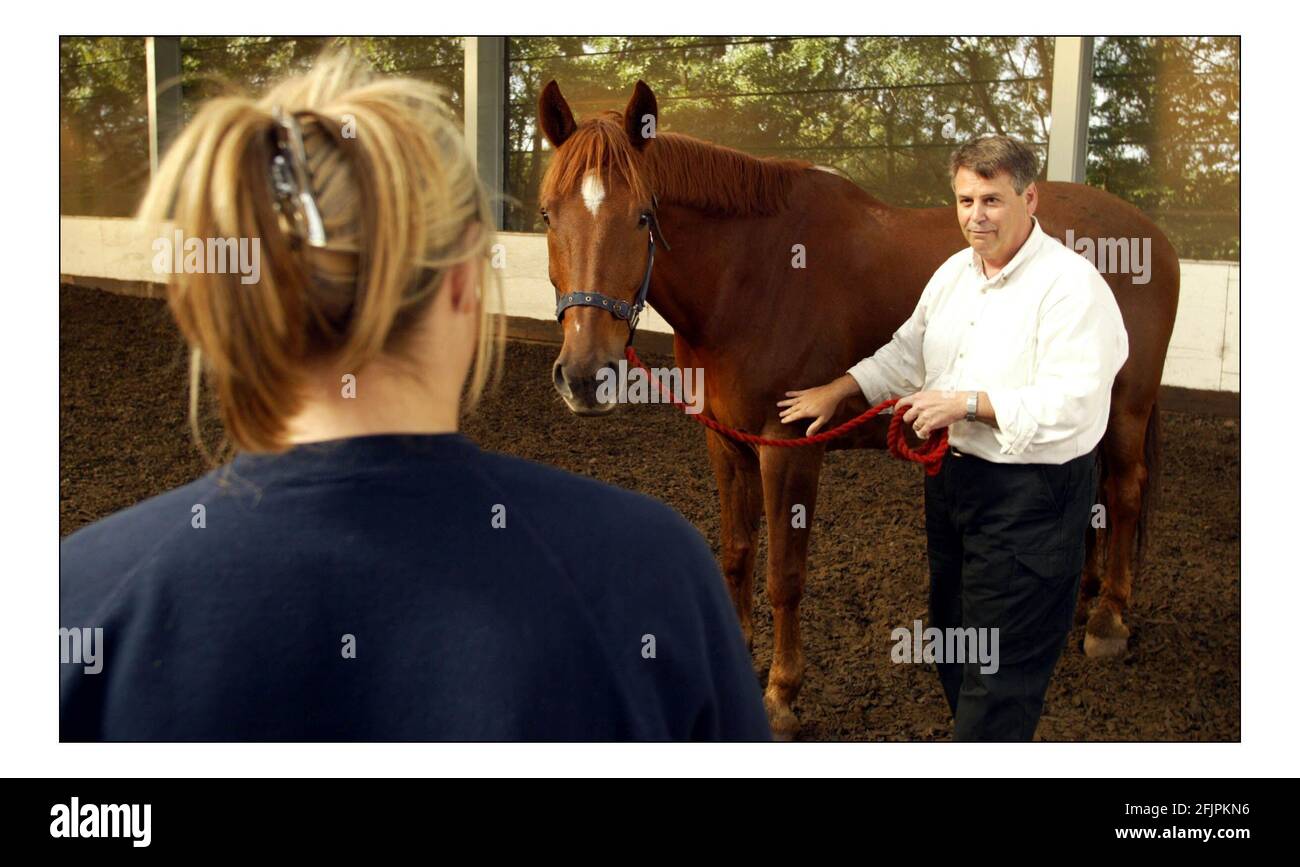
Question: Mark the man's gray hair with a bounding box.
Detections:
[949,135,1039,194]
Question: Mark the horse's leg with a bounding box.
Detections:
[705,430,764,653]
[758,443,825,740]
[1085,404,1152,658]
[1075,522,1107,626]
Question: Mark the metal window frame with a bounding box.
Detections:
[145,37,182,176]
[463,37,507,230]
[1046,36,1094,183]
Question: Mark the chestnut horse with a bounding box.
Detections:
[538,80,1178,739]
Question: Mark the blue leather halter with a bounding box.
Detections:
[555,196,671,347]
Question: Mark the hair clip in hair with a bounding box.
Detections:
[269,106,328,248]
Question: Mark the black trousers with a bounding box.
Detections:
[923,445,1097,742]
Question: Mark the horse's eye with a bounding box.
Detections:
[540,208,550,226]
[638,212,649,228]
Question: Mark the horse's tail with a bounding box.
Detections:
[1135,402,1161,567]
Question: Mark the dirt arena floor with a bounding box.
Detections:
[60,284,1241,741]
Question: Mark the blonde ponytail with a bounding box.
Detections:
[137,51,504,463]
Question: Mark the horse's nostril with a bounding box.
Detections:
[552,362,567,390]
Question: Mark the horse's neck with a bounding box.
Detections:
[643,135,819,348]
[646,205,760,349]
[646,172,901,353]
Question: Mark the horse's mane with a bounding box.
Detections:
[540,110,812,217]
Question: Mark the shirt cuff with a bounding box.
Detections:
[984,388,1038,456]
[846,359,891,407]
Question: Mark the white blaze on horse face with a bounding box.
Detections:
[581,171,606,217]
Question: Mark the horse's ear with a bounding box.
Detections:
[538,80,577,148]
[623,80,658,150]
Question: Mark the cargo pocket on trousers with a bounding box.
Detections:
[998,549,1077,666]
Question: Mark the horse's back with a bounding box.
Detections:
[1034,182,1180,295]
[1034,181,1180,404]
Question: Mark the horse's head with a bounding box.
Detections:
[537,79,662,415]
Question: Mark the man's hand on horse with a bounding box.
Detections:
[777,378,854,436]
[897,390,965,439]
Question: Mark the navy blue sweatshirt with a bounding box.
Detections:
[59,433,770,741]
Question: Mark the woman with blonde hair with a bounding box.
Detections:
[60,53,768,741]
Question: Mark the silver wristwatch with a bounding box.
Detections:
[965,392,979,422]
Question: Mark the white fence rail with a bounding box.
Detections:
[60,216,1239,393]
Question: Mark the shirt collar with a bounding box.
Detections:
[968,216,1045,285]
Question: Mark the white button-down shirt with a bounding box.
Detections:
[846,218,1129,465]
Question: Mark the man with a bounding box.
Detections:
[777,135,1129,741]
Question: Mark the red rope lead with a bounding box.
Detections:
[624,346,948,476]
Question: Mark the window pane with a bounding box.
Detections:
[1089,36,1240,261]
[60,38,466,219]
[505,36,1054,231]
[60,37,151,217]
[180,37,465,124]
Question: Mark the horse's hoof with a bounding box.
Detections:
[1084,608,1130,659]
[1084,633,1128,658]
[764,694,801,741]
